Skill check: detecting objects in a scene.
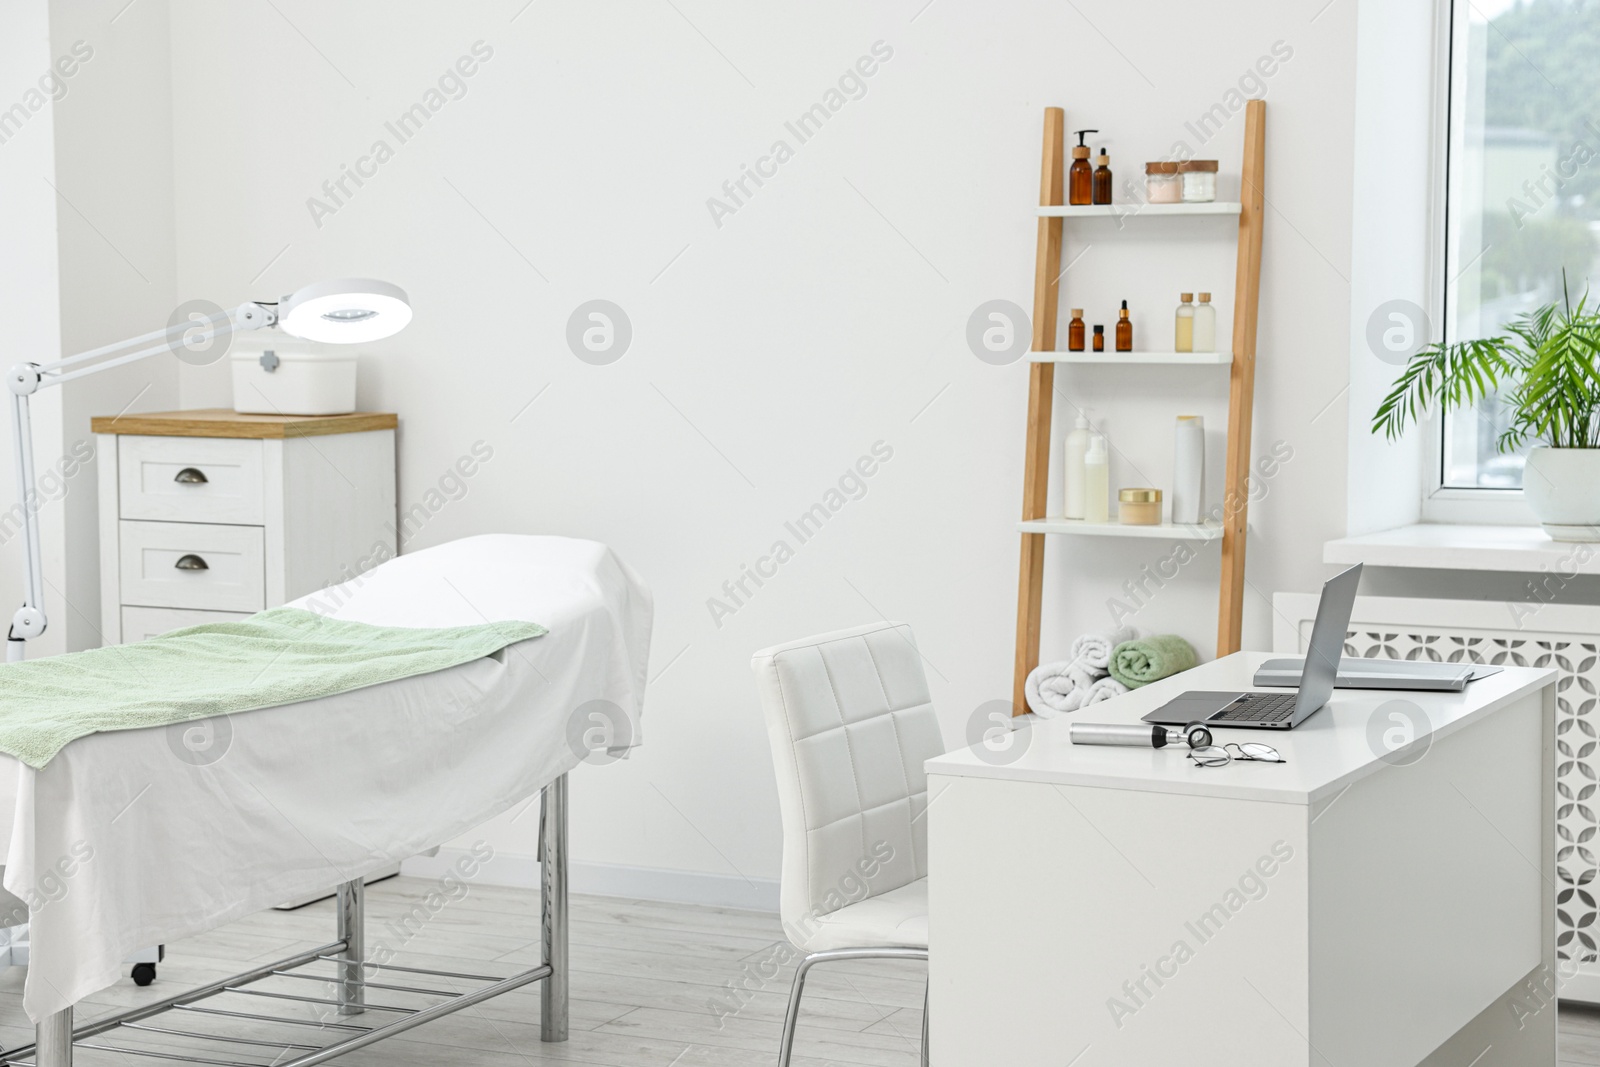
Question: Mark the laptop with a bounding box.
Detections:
[1251,656,1501,691]
[1142,563,1363,731]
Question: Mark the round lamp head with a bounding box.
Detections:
[278,278,411,344]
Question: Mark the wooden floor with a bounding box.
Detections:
[0,876,926,1066]
[5,877,1600,1063]
[1565,1003,1600,1067]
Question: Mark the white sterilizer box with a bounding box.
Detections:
[230,342,357,416]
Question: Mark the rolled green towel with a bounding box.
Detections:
[1109,634,1198,689]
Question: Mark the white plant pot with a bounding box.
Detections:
[1523,446,1600,540]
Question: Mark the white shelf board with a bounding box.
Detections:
[1029,350,1232,365]
[1036,202,1242,218]
[1325,523,1598,575]
[1019,517,1227,541]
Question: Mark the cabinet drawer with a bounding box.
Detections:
[121,606,251,643]
[117,436,264,524]
[119,520,266,612]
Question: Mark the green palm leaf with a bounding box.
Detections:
[1373,276,1600,452]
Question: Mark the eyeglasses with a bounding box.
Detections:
[1189,742,1286,768]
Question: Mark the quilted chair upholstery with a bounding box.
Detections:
[751,621,944,1066]
[751,620,945,948]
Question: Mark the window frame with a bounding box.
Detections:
[1420,0,1537,526]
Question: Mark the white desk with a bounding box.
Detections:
[926,652,1557,1067]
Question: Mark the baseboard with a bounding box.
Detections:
[1560,970,1600,1006]
[400,848,780,912]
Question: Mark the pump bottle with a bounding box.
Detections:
[1069,129,1098,206]
[1083,434,1109,524]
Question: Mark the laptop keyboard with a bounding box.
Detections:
[1211,692,1299,723]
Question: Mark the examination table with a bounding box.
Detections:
[0,533,652,1066]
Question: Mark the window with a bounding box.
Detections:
[1440,0,1600,491]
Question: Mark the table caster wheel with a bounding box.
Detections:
[131,962,156,986]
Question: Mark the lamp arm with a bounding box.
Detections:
[48,325,231,387]
[32,301,276,376]
[3,300,278,659]
[38,310,225,375]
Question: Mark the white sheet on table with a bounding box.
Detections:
[0,534,651,1022]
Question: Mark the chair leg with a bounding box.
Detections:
[777,953,818,1067]
[777,947,929,1067]
[921,975,930,1066]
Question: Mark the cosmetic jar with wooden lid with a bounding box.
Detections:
[1118,488,1162,525]
[1178,160,1219,202]
[1145,162,1181,204]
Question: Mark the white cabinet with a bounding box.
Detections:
[95,409,397,645]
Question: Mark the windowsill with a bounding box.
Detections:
[1325,523,1598,574]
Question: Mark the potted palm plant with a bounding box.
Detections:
[1373,282,1600,540]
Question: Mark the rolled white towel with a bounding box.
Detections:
[1026,629,1138,717]
[1064,660,1101,692]
[1081,676,1129,706]
[1068,626,1138,672]
[1025,660,1086,718]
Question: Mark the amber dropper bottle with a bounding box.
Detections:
[1069,129,1098,206]
[1092,148,1113,205]
[1116,300,1132,352]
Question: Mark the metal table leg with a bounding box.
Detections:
[35,1007,70,1067]
[540,773,568,1042]
[336,879,364,1015]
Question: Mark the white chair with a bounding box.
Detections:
[751,621,945,1067]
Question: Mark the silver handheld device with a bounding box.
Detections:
[1070,721,1213,749]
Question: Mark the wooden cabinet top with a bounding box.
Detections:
[90,409,398,440]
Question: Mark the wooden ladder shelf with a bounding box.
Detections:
[1012,101,1267,714]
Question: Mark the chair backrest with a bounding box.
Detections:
[751,621,945,941]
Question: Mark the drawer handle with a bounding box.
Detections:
[174,554,209,571]
[174,468,208,485]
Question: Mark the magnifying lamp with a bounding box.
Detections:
[5,278,411,658]
[276,278,413,344]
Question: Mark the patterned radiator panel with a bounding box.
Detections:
[1342,627,1596,968]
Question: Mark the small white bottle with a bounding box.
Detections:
[1172,416,1204,525]
[1193,292,1217,353]
[1064,413,1091,520]
[1083,434,1109,524]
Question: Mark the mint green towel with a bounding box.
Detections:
[0,607,547,769]
[1109,634,1198,689]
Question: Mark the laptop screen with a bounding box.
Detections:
[1297,564,1364,716]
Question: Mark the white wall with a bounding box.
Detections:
[0,0,69,658]
[1344,0,1436,539]
[50,0,181,652]
[0,0,183,658]
[53,1,1360,902]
